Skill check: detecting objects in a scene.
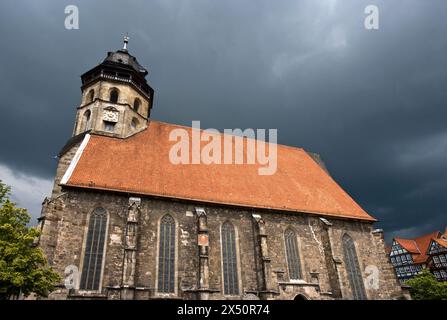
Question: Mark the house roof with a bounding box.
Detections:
[395,231,442,264]
[433,238,447,249]
[62,120,376,221]
[395,238,420,254]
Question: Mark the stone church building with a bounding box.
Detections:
[38,39,403,300]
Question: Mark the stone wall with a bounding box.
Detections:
[73,80,150,138]
[38,139,82,265]
[39,187,404,300]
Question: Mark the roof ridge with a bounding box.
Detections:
[149,119,308,153]
[413,239,421,253]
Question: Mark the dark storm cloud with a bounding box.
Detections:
[0,0,446,241]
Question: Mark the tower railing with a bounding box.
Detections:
[83,71,152,100]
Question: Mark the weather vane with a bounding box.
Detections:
[123,33,129,50]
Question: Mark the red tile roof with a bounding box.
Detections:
[434,238,447,249]
[63,120,376,221]
[396,231,442,264]
[395,238,420,254]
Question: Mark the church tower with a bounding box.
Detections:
[73,36,154,138]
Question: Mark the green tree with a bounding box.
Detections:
[0,180,60,299]
[406,268,447,300]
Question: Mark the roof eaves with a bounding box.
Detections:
[61,182,377,222]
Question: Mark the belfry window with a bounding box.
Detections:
[284,228,302,280]
[110,89,119,103]
[87,89,94,103]
[221,221,239,295]
[83,110,91,131]
[133,98,141,113]
[80,207,108,291]
[342,234,367,300]
[158,215,176,293]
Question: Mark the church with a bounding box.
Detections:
[38,38,403,300]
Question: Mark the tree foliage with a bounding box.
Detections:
[406,268,447,300]
[0,180,60,299]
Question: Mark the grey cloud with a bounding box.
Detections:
[0,0,446,241]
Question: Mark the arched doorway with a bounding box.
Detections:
[293,294,309,300]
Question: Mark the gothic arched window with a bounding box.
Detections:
[284,228,302,280]
[158,215,176,293]
[133,98,141,113]
[110,89,119,103]
[87,89,94,103]
[221,221,239,295]
[80,207,108,291]
[342,234,367,300]
[83,110,91,131]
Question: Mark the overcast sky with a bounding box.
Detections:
[0,0,446,242]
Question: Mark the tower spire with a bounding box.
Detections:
[123,33,129,51]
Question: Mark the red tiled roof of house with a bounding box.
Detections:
[63,120,376,221]
[396,231,442,264]
[434,238,447,249]
[395,238,419,254]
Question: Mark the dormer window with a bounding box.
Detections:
[110,88,119,103]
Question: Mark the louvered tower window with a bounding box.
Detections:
[342,234,367,300]
[158,215,176,293]
[221,221,239,295]
[284,228,302,280]
[80,207,108,291]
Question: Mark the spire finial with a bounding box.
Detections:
[123,33,129,51]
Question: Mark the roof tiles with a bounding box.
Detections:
[396,231,442,264]
[64,120,376,221]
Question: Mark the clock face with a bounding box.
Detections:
[103,109,119,122]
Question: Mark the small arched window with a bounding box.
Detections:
[110,89,119,103]
[80,207,108,291]
[284,228,302,280]
[87,89,94,103]
[131,118,139,130]
[221,221,239,295]
[83,110,91,131]
[133,98,141,113]
[342,234,367,300]
[158,215,176,293]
